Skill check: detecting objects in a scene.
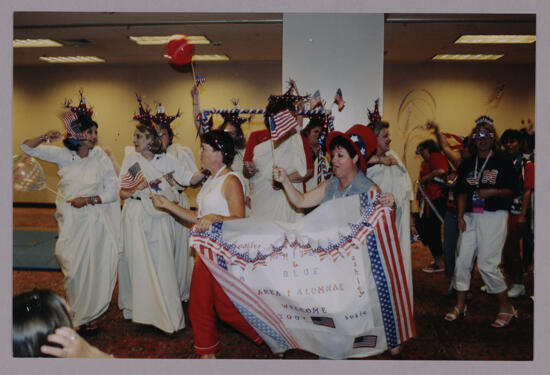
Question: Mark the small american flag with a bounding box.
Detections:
[353,335,377,348]
[120,162,145,190]
[309,90,322,109]
[59,111,79,138]
[269,109,298,142]
[311,316,336,328]
[441,131,464,151]
[334,88,345,112]
[195,75,206,86]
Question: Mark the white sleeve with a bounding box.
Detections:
[97,149,120,204]
[20,143,71,167]
[167,154,194,186]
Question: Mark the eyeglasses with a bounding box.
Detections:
[472,130,495,140]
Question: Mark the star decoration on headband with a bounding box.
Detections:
[63,89,94,119]
[367,99,382,124]
[475,115,494,126]
[151,102,181,128]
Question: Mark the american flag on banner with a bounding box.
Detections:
[188,192,415,359]
[59,111,79,138]
[269,109,298,142]
[441,131,464,151]
[120,162,145,190]
[195,75,206,86]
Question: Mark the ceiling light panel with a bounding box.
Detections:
[13,39,63,48]
[129,35,210,45]
[455,35,536,44]
[433,54,504,61]
[39,56,105,63]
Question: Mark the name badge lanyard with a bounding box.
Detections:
[474,150,492,188]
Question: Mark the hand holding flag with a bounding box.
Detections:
[195,75,206,87]
[120,162,146,190]
[309,90,322,110]
[58,111,84,139]
[334,88,345,112]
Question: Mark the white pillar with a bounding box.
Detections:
[282,13,384,132]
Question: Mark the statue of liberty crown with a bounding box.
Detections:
[367,98,382,124]
[63,89,94,119]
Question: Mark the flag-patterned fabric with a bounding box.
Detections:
[195,75,206,86]
[269,109,298,142]
[120,162,144,190]
[441,131,464,151]
[189,192,415,359]
[59,111,79,138]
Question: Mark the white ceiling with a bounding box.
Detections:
[13,12,536,66]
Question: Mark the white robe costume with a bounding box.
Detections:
[166,143,198,302]
[20,144,120,326]
[366,149,414,299]
[117,147,194,333]
[248,132,308,222]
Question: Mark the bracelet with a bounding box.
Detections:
[39,134,48,142]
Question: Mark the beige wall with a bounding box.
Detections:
[13,61,535,205]
[13,62,281,204]
[383,62,535,190]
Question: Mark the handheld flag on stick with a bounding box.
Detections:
[59,111,80,139]
[195,75,206,87]
[269,109,299,142]
[309,90,322,110]
[334,88,345,112]
[120,162,145,190]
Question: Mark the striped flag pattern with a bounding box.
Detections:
[441,131,464,151]
[59,111,79,138]
[269,109,298,142]
[188,192,415,357]
[120,162,145,190]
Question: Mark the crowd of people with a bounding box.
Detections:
[14,86,534,359]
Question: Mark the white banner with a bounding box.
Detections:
[189,193,415,359]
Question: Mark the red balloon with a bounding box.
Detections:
[164,37,195,65]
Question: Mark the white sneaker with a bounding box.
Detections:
[480,285,488,293]
[507,284,526,298]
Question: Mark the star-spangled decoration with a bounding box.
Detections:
[233,301,291,351]
[366,232,398,347]
[217,254,228,270]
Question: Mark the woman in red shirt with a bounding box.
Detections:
[415,139,449,273]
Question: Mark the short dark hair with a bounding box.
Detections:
[329,135,361,170]
[201,129,236,166]
[301,117,324,138]
[500,129,523,144]
[416,139,440,154]
[136,123,163,154]
[13,289,73,357]
[62,115,98,151]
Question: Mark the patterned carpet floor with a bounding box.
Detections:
[12,207,534,360]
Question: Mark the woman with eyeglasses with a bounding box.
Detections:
[444,117,519,328]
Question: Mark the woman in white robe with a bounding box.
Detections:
[157,122,200,302]
[366,122,414,302]
[118,122,204,333]
[21,117,120,331]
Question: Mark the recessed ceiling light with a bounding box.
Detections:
[163,54,230,62]
[433,54,504,61]
[129,35,210,45]
[455,35,536,44]
[39,56,105,63]
[13,39,62,48]
[191,54,230,61]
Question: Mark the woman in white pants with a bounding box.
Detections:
[444,117,519,328]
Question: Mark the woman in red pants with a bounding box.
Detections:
[151,130,262,358]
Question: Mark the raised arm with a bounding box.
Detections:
[273,165,327,208]
[427,121,462,169]
[191,85,204,136]
[22,130,62,149]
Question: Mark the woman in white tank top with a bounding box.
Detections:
[151,129,262,359]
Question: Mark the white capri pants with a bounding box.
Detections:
[454,210,508,294]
